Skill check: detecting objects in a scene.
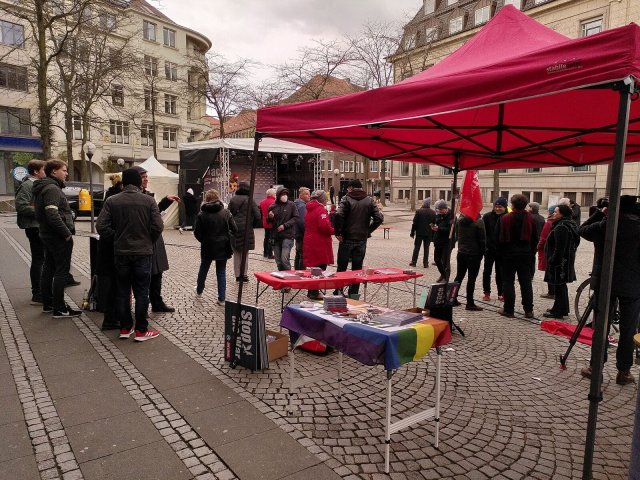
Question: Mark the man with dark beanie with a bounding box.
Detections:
[97,168,164,341]
[131,165,180,312]
[409,197,436,268]
[495,194,538,318]
[482,197,508,301]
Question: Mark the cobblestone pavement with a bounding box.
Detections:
[0,207,637,480]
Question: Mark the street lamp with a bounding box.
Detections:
[84,142,96,233]
[117,158,125,171]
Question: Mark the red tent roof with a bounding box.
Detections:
[256,6,640,170]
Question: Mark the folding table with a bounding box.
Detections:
[280,303,451,473]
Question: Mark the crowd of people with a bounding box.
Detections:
[15,163,638,382]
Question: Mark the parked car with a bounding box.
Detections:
[62,182,105,221]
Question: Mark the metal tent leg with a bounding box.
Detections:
[384,370,394,474]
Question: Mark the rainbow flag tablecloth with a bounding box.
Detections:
[280,305,451,370]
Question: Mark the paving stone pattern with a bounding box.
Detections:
[1,208,637,480]
[0,228,237,480]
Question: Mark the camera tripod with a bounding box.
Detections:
[559,294,621,368]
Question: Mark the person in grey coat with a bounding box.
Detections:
[228,181,261,282]
[131,166,180,313]
[409,197,436,268]
[15,159,46,304]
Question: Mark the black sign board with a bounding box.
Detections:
[224,301,268,371]
[425,282,460,308]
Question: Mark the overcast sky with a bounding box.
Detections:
[156,0,421,75]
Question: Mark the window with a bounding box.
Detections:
[400,162,410,176]
[572,165,591,172]
[439,190,447,200]
[501,191,509,199]
[165,61,177,81]
[140,124,154,146]
[398,190,404,200]
[527,168,542,173]
[441,167,453,175]
[564,192,577,202]
[581,17,603,37]
[420,165,430,176]
[188,130,199,143]
[582,192,594,206]
[144,55,158,76]
[475,6,490,26]
[111,85,123,106]
[0,63,28,91]
[449,16,463,35]
[522,190,531,200]
[143,20,156,41]
[144,88,156,111]
[425,27,437,41]
[424,0,435,14]
[503,0,521,9]
[447,0,456,5]
[166,163,178,174]
[327,159,333,171]
[0,107,30,135]
[73,116,82,140]
[0,20,24,48]
[162,127,177,148]
[405,189,411,199]
[418,190,424,201]
[109,120,129,144]
[163,27,176,47]
[533,192,542,203]
[370,161,379,172]
[99,12,116,29]
[496,169,507,173]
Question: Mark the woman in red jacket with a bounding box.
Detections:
[304,190,334,300]
[537,205,558,299]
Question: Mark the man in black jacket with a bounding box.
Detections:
[482,197,507,301]
[33,160,81,318]
[267,186,298,271]
[97,169,164,342]
[410,198,436,268]
[432,199,452,283]
[527,201,547,280]
[333,180,383,297]
[453,213,486,310]
[131,166,179,313]
[495,194,538,318]
[578,195,640,385]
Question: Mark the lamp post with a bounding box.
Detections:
[84,142,96,233]
[117,158,125,171]
[333,168,339,204]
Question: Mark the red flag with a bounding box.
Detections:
[459,170,483,220]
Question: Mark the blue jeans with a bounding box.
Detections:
[197,256,227,301]
[273,238,294,271]
[115,255,152,332]
[337,239,367,295]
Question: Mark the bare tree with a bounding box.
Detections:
[187,52,254,138]
[50,5,136,180]
[278,39,354,102]
[0,0,104,159]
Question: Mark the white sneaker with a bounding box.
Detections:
[217,299,225,306]
[195,287,202,298]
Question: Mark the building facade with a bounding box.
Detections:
[388,0,640,210]
[0,0,211,194]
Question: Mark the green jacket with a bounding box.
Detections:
[15,176,39,229]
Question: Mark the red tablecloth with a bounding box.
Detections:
[254,268,423,291]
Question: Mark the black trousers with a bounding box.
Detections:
[149,272,164,308]
[294,238,304,271]
[263,228,274,257]
[454,253,482,306]
[115,255,152,332]
[337,240,367,296]
[41,237,73,311]
[500,255,534,314]
[411,235,431,267]
[25,227,44,296]
[483,250,503,296]
[550,283,569,316]
[603,296,640,372]
[433,243,448,277]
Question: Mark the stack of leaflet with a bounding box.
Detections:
[323,295,348,312]
[271,271,300,280]
[373,310,424,326]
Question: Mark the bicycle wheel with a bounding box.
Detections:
[574,278,594,324]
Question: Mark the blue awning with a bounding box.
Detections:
[0,135,43,153]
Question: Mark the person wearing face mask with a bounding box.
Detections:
[267,186,299,272]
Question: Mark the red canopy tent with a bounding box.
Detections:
[229,7,640,478]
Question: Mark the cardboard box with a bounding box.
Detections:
[266,329,289,362]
